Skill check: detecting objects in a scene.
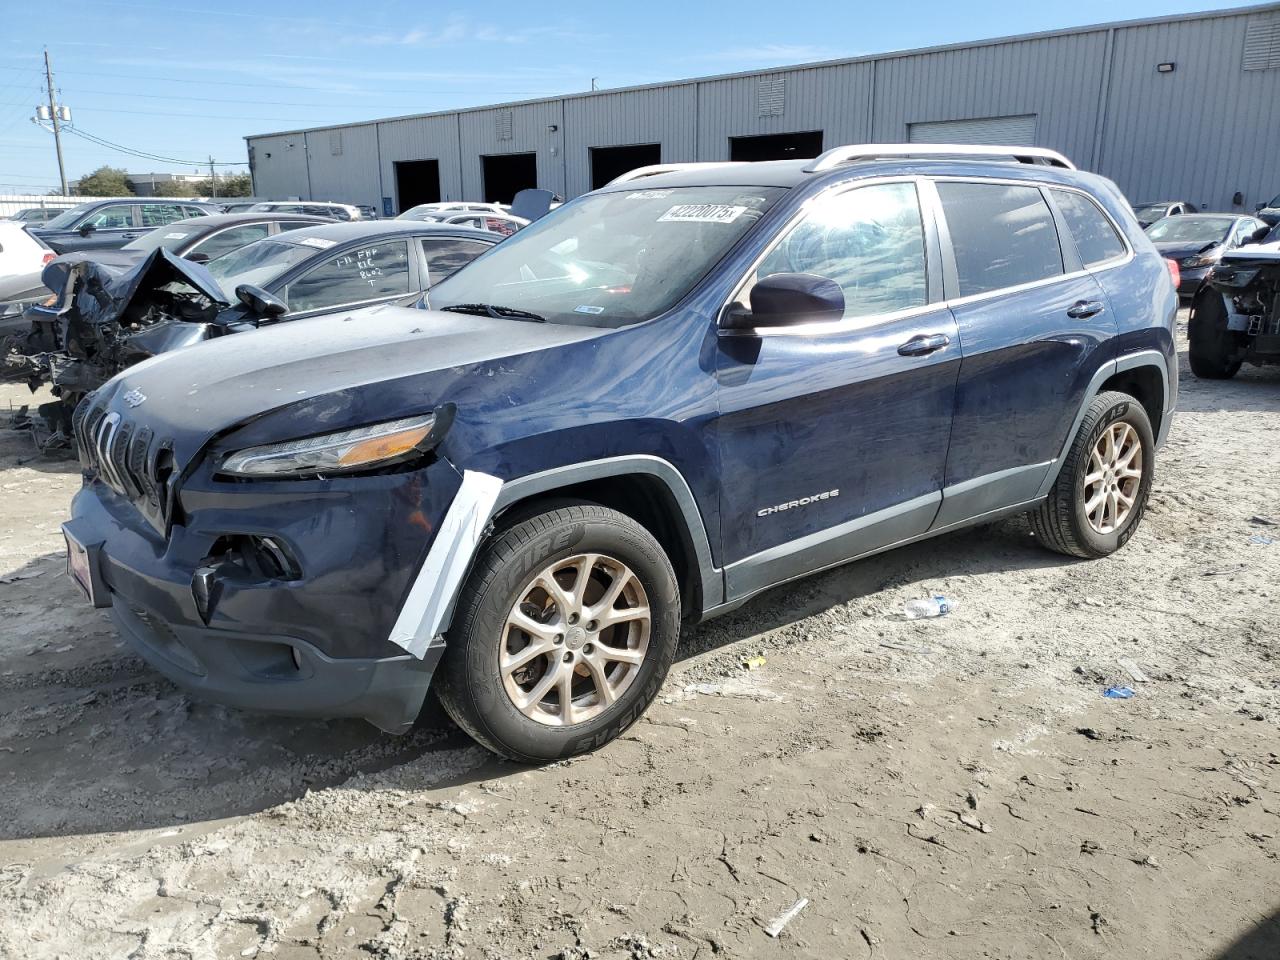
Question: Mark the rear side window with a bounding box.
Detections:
[937,182,1063,297]
[188,223,270,260]
[141,203,187,227]
[1051,189,1125,267]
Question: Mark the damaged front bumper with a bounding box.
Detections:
[65,452,473,733]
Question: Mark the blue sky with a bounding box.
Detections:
[0,0,1263,193]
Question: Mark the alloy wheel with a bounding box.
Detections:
[1083,421,1143,534]
[500,553,651,726]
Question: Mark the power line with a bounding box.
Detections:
[59,124,248,166]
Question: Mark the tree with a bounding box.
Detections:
[155,179,199,197]
[192,172,252,197]
[75,166,133,197]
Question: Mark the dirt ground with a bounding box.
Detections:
[1,315,1278,960]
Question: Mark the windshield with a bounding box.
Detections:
[42,203,96,229]
[427,185,784,326]
[1146,217,1233,244]
[123,221,201,253]
[204,238,315,297]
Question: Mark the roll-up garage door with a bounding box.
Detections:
[907,115,1037,146]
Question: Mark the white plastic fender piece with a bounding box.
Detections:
[387,469,503,659]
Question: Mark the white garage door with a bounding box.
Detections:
[908,115,1038,146]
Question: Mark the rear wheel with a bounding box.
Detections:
[1030,391,1155,559]
[436,503,680,762]
[1188,291,1242,379]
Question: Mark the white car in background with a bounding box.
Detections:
[436,211,529,237]
[247,200,362,221]
[0,221,56,327]
[397,201,510,220]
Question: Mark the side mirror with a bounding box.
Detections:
[78,223,96,236]
[186,252,210,264]
[726,273,845,330]
[1246,225,1271,245]
[235,283,288,319]
[1257,202,1266,212]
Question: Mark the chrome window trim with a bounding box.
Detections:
[717,175,938,337]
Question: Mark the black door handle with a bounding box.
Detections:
[897,333,951,357]
[1067,299,1105,319]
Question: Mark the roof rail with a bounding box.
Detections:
[607,162,746,185]
[804,143,1076,173]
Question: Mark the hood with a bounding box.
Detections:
[43,246,227,313]
[1150,240,1221,260]
[92,304,606,465]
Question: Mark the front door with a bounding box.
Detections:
[715,179,959,599]
[931,179,1118,526]
[76,203,140,250]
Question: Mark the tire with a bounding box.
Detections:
[436,503,680,762]
[1188,291,1242,380]
[1030,391,1155,559]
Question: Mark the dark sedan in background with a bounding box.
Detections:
[1133,199,1197,228]
[1257,192,1280,226]
[1145,213,1269,297]
[28,199,219,254]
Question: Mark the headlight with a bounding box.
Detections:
[1181,249,1220,269]
[220,413,444,478]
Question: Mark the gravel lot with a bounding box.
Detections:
[1,315,1278,959]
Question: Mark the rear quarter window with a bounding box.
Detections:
[1050,189,1126,267]
[937,181,1063,297]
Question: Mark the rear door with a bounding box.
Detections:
[931,178,1117,527]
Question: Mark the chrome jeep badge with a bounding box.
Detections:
[122,389,147,408]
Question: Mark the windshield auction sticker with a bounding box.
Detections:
[297,236,338,250]
[658,204,747,224]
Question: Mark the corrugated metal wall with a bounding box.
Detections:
[378,115,464,206]
[562,85,698,196]
[246,133,310,200]
[246,4,1280,214]
[1101,10,1280,211]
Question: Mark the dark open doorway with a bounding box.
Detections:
[729,131,824,162]
[590,143,662,189]
[481,153,538,204]
[394,159,440,213]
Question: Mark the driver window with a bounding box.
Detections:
[86,205,134,229]
[285,240,411,313]
[751,181,927,321]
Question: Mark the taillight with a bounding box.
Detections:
[1165,258,1180,291]
[41,252,54,265]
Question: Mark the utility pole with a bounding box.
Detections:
[43,49,68,196]
[209,156,217,200]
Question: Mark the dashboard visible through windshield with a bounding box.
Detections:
[426,185,785,326]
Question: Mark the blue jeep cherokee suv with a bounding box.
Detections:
[62,145,1177,761]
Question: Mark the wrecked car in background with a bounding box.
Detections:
[1188,223,1280,379]
[6,221,499,443]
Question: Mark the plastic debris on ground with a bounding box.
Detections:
[1247,534,1275,546]
[1103,686,1136,699]
[903,595,956,619]
[740,654,767,670]
[764,898,809,938]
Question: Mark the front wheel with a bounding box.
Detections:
[1188,291,1242,379]
[436,503,680,762]
[1030,391,1155,559]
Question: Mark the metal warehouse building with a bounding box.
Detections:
[246,3,1280,215]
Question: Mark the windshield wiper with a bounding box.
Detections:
[439,302,546,323]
